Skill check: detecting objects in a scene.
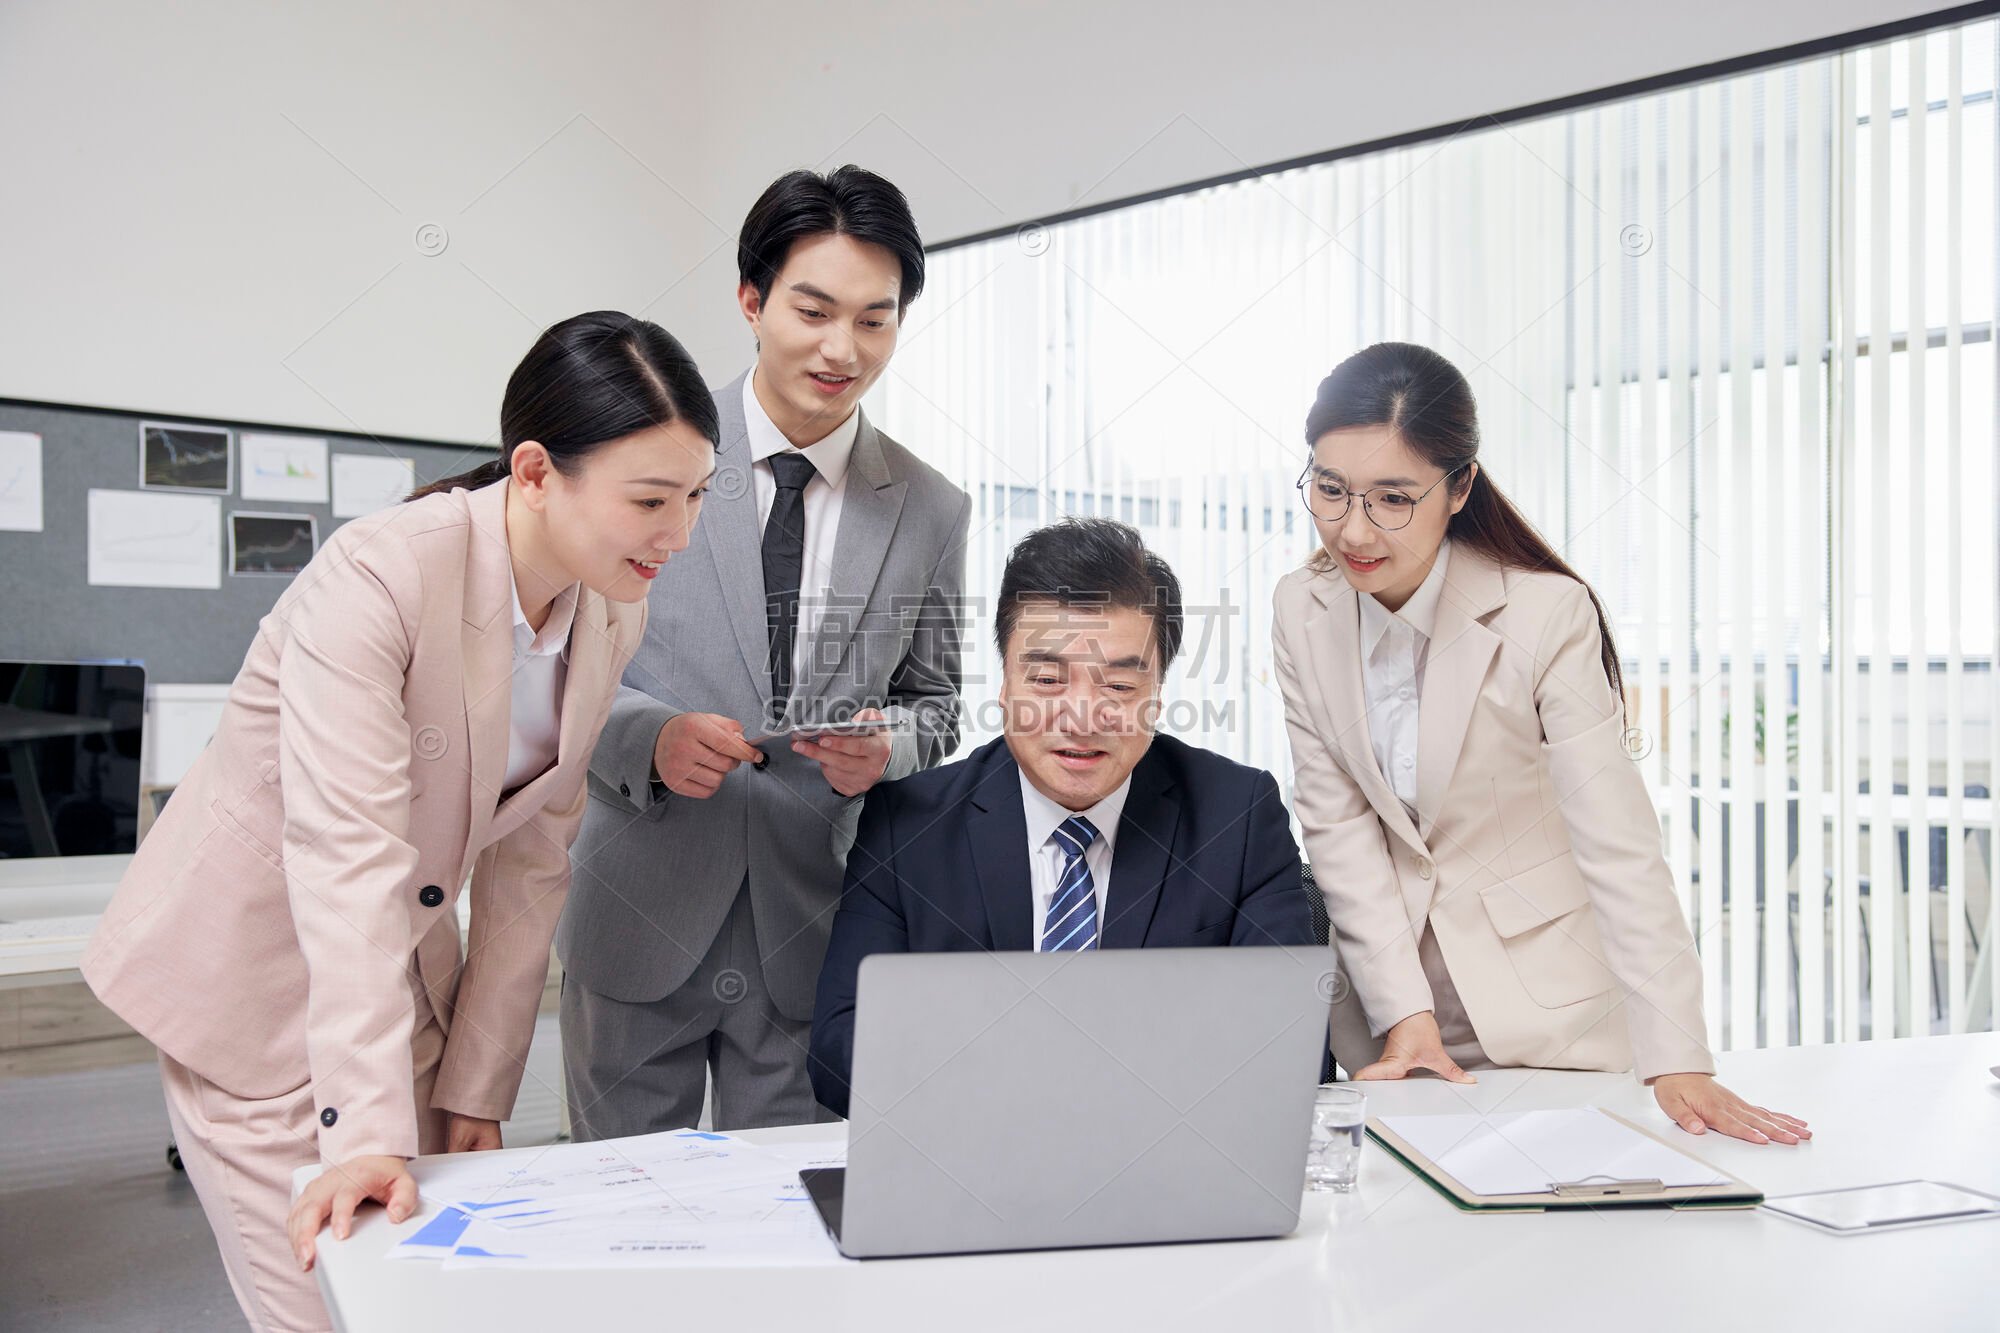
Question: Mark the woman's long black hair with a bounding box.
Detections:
[1305,341,1623,702]
[411,310,719,500]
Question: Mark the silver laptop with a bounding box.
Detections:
[801,946,1330,1258]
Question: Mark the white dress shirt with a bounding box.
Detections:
[744,372,860,693]
[1356,539,1451,818]
[1353,540,1487,1068]
[503,570,577,793]
[1019,767,1132,951]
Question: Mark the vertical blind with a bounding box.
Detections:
[879,14,1999,1049]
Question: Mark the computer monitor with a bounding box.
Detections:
[0,660,147,862]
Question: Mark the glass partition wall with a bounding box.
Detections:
[880,14,1999,1050]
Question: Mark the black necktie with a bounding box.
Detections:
[762,452,816,715]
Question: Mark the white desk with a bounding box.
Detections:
[0,879,483,994]
[0,857,127,992]
[0,915,95,991]
[311,1034,2000,1333]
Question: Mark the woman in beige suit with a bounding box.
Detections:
[1273,342,1807,1146]
[82,311,718,1330]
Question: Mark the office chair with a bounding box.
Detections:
[1301,861,1338,1083]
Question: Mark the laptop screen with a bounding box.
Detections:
[0,660,147,860]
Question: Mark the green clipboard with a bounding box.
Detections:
[1365,1109,1763,1213]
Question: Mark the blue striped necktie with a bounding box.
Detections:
[1041,816,1101,952]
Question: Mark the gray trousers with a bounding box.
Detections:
[560,881,836,1138]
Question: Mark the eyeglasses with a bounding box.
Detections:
[1294,462,1466,531]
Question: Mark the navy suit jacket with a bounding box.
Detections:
[808,734,1313,1117]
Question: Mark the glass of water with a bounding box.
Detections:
[1306,1085,1366,1192]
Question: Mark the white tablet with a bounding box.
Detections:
[787,719,903,739]
[1762,1180,2000,1235]
[747,719,906,747]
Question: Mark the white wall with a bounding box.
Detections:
[0,0,1958,444]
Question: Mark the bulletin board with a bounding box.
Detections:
[0,397,493,683]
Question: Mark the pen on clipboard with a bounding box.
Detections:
[1550,1176,1665,1198]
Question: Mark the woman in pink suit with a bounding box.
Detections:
[82,311,718,1331]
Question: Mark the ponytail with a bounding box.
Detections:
[410,455,510,502]
[1450,468,1624,709]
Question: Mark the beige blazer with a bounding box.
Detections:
[83,479,646,1161]
[1271,547,1713,1080]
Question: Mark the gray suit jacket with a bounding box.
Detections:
[557,371,970,1018]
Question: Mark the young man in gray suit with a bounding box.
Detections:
[557,165,970,1136]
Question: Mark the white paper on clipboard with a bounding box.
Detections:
[1377,1109,1728,1197]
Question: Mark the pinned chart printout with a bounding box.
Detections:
[331,453,415,518]
[1378,1109,1726,1197]
[240,433,329,504]
[87,489,221,589]
[0,430,43,531]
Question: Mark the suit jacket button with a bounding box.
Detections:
[419,884,445,907]
[619,781,631,798]
[320,1107,338,1128]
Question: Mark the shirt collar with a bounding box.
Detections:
[1358,539,1451,659]
[742,368,860,490]
[510,565,578,659]
[1018,763,1134,859]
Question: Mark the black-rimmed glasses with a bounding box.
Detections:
[1295,462,1466,530]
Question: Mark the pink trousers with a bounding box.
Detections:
[158,1005,447,1332]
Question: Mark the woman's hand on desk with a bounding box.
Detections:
[447,1114,503,1153]
[1353,1012,1478,1084]
[288,1154,416,1272]
[1651,1073,1811,1145]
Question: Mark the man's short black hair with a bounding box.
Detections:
[995,518,1184,672]
[737,165,925,312]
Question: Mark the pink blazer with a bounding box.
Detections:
[83,479,646,1161]
[1272,547,1713,1081]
